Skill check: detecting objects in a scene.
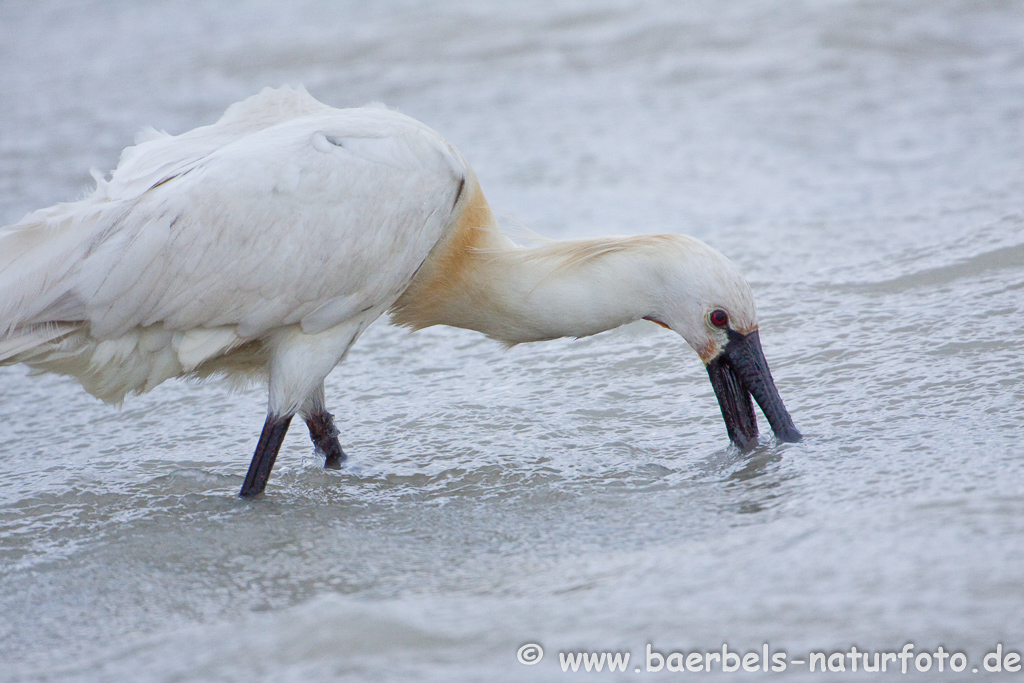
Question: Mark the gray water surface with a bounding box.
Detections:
[2,1,1023,681]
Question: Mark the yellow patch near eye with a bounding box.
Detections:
[643,316,671,330]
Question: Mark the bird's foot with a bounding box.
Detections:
[305,409,347,470]
[323,445,346,470]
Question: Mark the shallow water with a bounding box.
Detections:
[2,1,1023,681]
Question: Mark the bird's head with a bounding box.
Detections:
[644,236,802,449]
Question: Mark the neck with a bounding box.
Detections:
[390,181,679,344]
[463,236,674,343]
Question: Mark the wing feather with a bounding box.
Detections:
[3,99,467,349]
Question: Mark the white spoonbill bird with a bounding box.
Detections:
[0,86,800,498]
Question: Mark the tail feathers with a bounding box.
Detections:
[0,323,82,364]
[0,322,261,404]
[0,324,177,404]
[0,204,118,338]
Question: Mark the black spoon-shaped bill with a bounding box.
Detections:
[706,329,801,449]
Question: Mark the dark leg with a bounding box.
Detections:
[240,413,293,498]
[305,409,346,470]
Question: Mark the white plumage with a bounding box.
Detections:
[0,86,800,497]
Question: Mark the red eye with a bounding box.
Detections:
[710,309,729,327]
